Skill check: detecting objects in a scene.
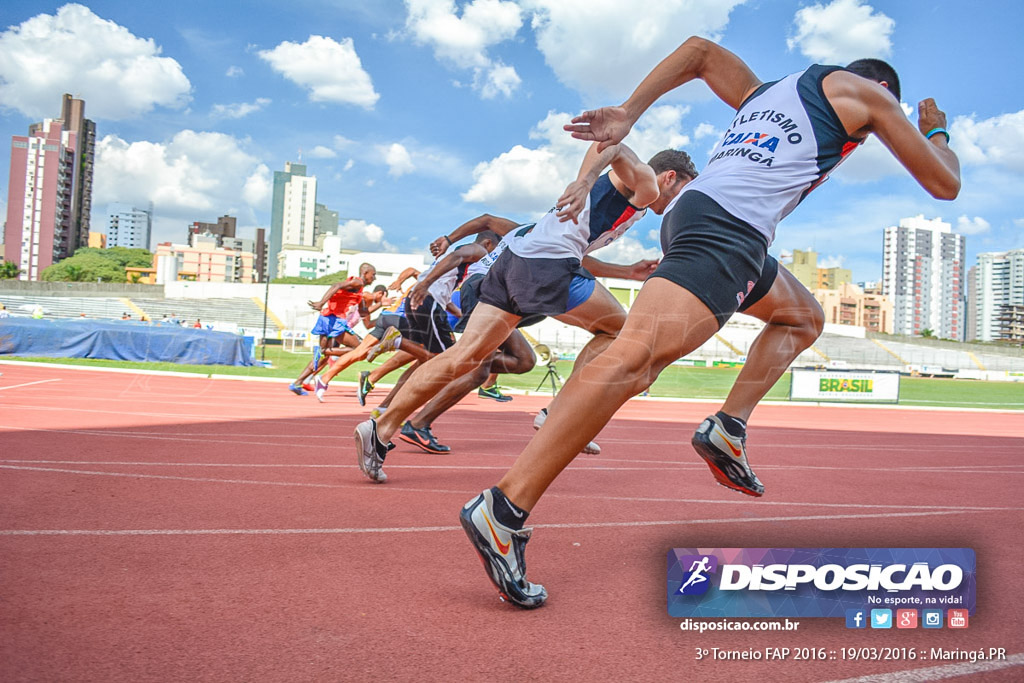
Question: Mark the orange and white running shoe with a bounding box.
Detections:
[691,414,764,497]
[460,489,547,609]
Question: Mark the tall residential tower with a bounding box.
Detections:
[881,215,966,340]
[4,95,95,279]
[268,162,316,279]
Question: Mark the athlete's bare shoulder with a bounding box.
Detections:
[822,69,900,138]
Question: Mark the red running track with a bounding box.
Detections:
[1,362,1023,682]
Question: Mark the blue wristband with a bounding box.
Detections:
[925,127,950,143]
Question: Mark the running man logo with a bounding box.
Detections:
[818,377,874,393]
[677,554,719,595]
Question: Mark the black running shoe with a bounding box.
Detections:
[691,415,764,497]
[357,370,374,406]
[399,422,451,454]
[460,490,547,609]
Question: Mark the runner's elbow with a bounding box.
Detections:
[930,176,960,200]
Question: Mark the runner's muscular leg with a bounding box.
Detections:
[553,282,626,375]
[375,303,521,442]
[368,350,417,385]
[721,267,824,422]
[410,331,534,429]
[497,277,721,511]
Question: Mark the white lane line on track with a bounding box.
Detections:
[821,652,1024,683]
[0,509,987,537]
[0,379,61,391]
[3,460,1024,479]
[3,424,1022,456]
[3,464,1022,513]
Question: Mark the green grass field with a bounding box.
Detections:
[5,347,1024,410]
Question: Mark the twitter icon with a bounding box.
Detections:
[870,609,892,629]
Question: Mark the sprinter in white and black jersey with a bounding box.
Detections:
[390,227,539,454]
[459,37,960,608]
[355,144,698,497]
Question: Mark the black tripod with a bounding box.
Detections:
[536,359,562,395]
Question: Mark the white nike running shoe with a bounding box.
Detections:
[691,414,764,497]
[314,376,328,403]
[459,489,547,609]
[354,419,393,483]
[533,408,601,455]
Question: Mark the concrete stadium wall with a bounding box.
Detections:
[0,280,165,298]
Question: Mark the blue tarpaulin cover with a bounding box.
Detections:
[0,318,254,366]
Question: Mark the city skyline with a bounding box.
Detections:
[1,1,1022,284]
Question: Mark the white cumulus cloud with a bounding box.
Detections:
[259,35,379,109]
[91,130,270,243]
[956,215,990,235]
[0,3,191,120]
[524,0,745,99]
[307,145,338,159]
[788,0,894,64]
[403,0,523,99]
[210,98,271,119]
[818,254,846,268]
[951,109,1024,173]
[339,219,396,252]
[380,143,416,177]
[463,105,693,214]
[589,235,661,264]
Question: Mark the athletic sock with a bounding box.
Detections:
[715,411,747,438]
[489,486,528,530]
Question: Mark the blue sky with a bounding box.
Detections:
[1,0,1022,282]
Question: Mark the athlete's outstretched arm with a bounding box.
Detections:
[870,94,960,200]
[429,214,519,257]
[558,143,658,223]
[388,267,420,292]
[408,244,488,309]
[564,36,762,149]
[582,256,659,281]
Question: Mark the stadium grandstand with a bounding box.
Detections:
[3,280,1023,376]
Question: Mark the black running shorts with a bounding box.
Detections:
[398,295,456,354]
[478,249,591,324]
[453,273,484,333]
[651,190,777,328]
[370,313,403,340]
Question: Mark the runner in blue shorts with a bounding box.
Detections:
[354,142,699,492]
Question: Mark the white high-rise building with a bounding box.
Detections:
[268,162,316,279]
[106,203,152,250]
[973,249,1024,342]
[881,215,966,340]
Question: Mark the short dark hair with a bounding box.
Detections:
[475,230,499,245]
[372,284,387,293]
[648,149,698,180]
[358,262,375,273]
[846,58,900,101]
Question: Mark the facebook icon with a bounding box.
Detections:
[845,609,867,629]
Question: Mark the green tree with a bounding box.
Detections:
[41,247,154,283]
[271,269,349,285]
[0,261,21,279]
[920,328,935,338]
